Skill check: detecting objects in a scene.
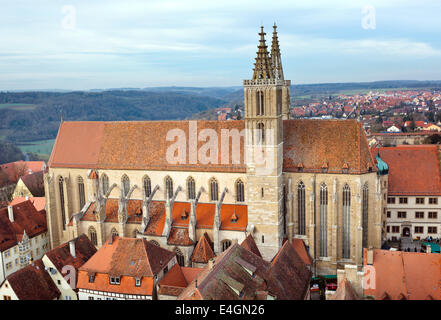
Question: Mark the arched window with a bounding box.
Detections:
[187,177,196,200]
[165,176,173,199]
[89,227,97,246]
[101,173,109,195]
[342,184,351,259]
[143,176,151,198]
[320,183,328,257]
[111,228,119,237]
[362,183,369,249]
[257,122,265,144]
[297,181,306,235]
[235,179,245,202]
[174,248,185,266]
[78,176,85,210]
[58,177,66,231]
[221,239,232,252]
[122,175,130,197]
[256,91,264,115]
[210,178,219,201]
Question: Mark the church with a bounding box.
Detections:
[44,25,386,275]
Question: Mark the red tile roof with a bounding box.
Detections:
[191,233,215,263]
[78,237,176,296]
[9,197,45,212]
[48,119,374,175]
[291,238,313,266]
[240,234,262,258]
[157,264,204,297]
[0,161,46,185]
[7,259,60,300]
[45,234,97,275]
[0,200,47,251]
[329,278,359,300]
[268,240,312,300]
[363,248,441,300]
[179,241,312,300]
[19,170,45,197]
[371,145,441,195]
[81,200,248,234]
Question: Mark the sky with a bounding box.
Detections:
[0,0,440,90]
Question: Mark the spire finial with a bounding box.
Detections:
[251,26,274,80]
[270,23,284,80]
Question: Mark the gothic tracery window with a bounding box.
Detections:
[362,183,369,249]
[320,183,328,257]
[101,173,109,195]
[143,176,152,198]
[187,177,196,200]
[122,175,130,197]
[58,177,66,231]
[165,176,173,199]
[210,178,219,202]
[78,176,85,210]
[256,91,264,115]
[342,184,351,259]
[235,179,245,202]
[297,181,306,235]
[89,227,97,246]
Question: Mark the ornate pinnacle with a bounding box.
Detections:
[252,26,274,80]
[270,23,284,80]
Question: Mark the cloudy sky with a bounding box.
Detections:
[0,0,440,90]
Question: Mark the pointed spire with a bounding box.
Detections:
[270,23,284,80]
[252,26,274,80]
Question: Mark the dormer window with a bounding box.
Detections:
[321,162,328,173]
[342,162,349,174]
[297,162,304,172]
[110,276,120,285]
[89,275,95,283]
[135,278,141,287]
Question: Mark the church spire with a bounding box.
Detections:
[252,26,274,80]
[270,23,284,80]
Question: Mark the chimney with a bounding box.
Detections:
[7,206,14,223]
[208,258,215,270]
[69,240,76,258]
[367,246,373,265]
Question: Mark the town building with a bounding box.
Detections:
[44,25,384,275]
[177,240,312,300]
[42,234,97,300]
[157,264,203,300]
[372,145,441,240]
[76,236,177,300]
[12,170,44,199]
[0,259,60,300]
[0,200,49,284]
[0,234,96,300]
[363,248,441,299]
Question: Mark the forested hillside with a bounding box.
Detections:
[0,90,227,143]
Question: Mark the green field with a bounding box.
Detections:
[0,103,37,111]
[17,139,55,158]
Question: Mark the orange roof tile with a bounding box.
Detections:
[240,234,262,258]
[78,237,176,296]
[363,248,441,300]
[48,119,374,175]
[372,145,441,195]
[9,197,45,212]
[0,200,47,251]
[191,233,215,263]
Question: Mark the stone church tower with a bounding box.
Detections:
[244,25,291,260]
